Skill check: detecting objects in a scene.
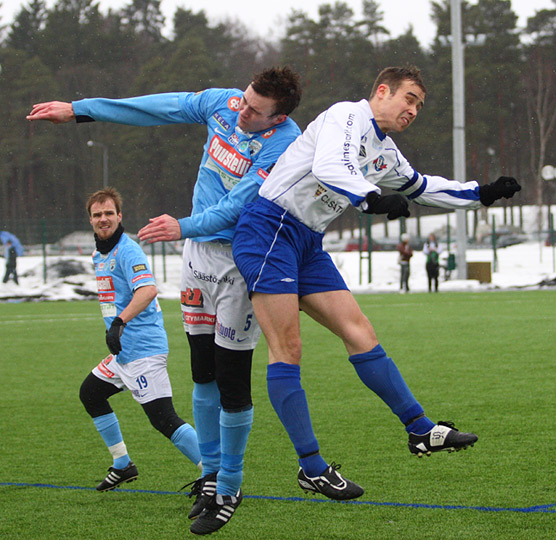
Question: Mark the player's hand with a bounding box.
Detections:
[137,214,181,243]
[106,317,126,355]
[26,101,76,123]
[362,192,410,220]
[479,176,521,207]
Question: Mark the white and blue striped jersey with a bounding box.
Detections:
[73,89,301,243]
[259,99,483,233]
[93,233,168,364]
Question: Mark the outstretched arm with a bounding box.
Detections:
[137,175,261,243]
[26,101,75,123]
[138,215,181,243]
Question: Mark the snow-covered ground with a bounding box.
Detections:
[1,207,555,302]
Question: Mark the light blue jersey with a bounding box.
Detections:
[73,89,301,243]
[93,233,168,364]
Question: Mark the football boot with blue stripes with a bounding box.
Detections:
[96,461,138,491]
[408,421,478,457]
[297,462,364,500]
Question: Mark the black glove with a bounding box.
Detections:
[106,316,126,355]
[362,192,410,220]
[478,176,521,207]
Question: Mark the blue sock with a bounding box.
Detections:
[93,412,131,469]
[217,407,253,496]
[267,363,327,477]
[171,423,202,467]
[192,381,221,475]
[348,345,435,435]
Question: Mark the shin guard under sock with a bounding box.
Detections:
[349,345,434,434]
[267,363,327,476]
[192,381,221,475]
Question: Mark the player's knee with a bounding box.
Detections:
[215,346,253,411]
[284,336,303,363]
[79,372,117,418]
[343,314,378,353]
[142,397,185,439]
[187,333,216,384]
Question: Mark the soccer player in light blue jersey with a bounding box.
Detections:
[81,187,201,492]
[28,68,302,535]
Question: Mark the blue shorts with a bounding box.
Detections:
[232,198,348,297]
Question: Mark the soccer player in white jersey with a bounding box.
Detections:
[232,66,521,500]
[81,188,201,492]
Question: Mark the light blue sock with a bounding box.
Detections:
[93,412,131,469]
[217,407,253,496]
[171,423,202,467]
[348,345,435,434]
[192,381,221,475]
[267,363,327,477]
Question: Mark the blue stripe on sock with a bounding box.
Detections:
[171,423,202,466]
[192,381,221,474]
[217,408,253,496]
[92,412,130,468]
[93,412,123,447]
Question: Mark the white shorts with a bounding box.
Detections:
[92,353,172,405]
[180,238,261,350]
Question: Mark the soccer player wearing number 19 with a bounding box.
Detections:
[80,188,201,492]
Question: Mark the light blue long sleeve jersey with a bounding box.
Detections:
[73,89,302,243]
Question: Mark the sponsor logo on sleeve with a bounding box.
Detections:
[342,113,358,176]
[257,168,269,181]
[132,273,153,284]
[132,264,147,273]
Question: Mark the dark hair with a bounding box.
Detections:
[370,65,427,98]
[86,187,122,216]
[250,66,302,116]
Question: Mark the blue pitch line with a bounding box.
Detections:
[2,482,555,514]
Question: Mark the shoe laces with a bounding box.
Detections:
[179,476,203,497]
[438,421,457,431]
[329,461,342,472]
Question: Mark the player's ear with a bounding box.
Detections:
[377,83,391,98]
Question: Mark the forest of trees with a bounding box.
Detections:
[1,0,556,244]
